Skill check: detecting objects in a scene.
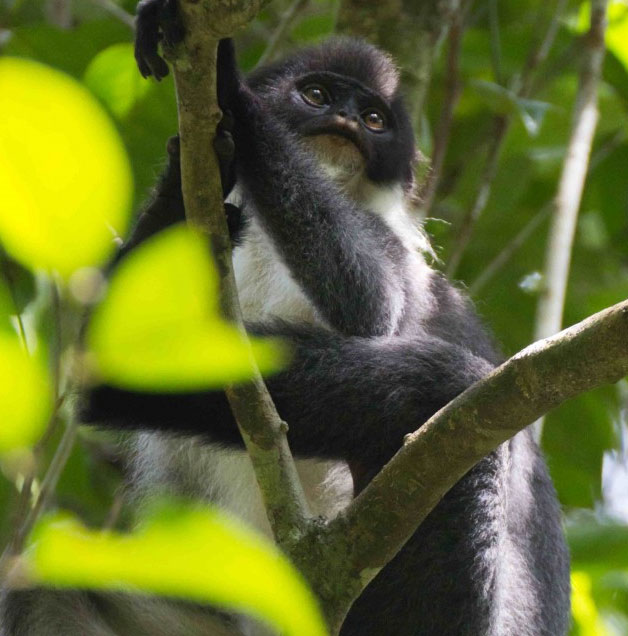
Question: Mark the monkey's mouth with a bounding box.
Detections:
[300,118,369,161]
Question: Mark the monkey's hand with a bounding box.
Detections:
[135,0,184,80]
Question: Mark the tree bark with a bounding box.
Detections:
[170,0,311,549]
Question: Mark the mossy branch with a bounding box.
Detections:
[169,0,311,548]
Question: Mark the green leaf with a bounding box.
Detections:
[84,43,150,118]
[0,334,51,452]
[27,504,328,636]
[571,571,613,636]
[569,521,628,568]
[87,224,286,391]
[469,80,554,136]
[0,57,132,279]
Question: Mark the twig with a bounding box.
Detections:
[532,0,608,439]
[87,0,135,29]
[488,0,503,85]
[170,0,310,548]
[534,0,608,341]
[469,204,550,295]
[256,0,309,67]
[468,123,622,296]
[446,0,568,277]
[446,115,508,276]
[418,0,469,216]
[0,409,79,580]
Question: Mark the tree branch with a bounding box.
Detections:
[532,0,608,439]
[336,0,461,128]
[170,0,311,547]
[446,0,568,277]
[309,299,628,629]
[534,0,608,341]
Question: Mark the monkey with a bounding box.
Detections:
[0,6,570,635]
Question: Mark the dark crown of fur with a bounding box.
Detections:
[247,37,400,100]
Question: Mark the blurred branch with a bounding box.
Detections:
[0,408,78,583]
[469,204,550,295]
[45,0,71,28]
[468,125,623,296]
[336,0,461,128]
[87,0,135,29]
[256,0,309,66]
[446,0,568,277]
[533,0,608,439]
[534,0,608,341]
[169,0,311,548]
[418,0,470,216]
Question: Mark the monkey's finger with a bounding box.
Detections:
[160,0,185,48]
[166,135,180,158]
[219,110,235,133]
[135,0,170,79]
[217,38,242,109]
[213,129,235,161]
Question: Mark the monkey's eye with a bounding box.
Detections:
[362,109,386,131]
[300,85,330,107]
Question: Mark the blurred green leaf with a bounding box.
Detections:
[87,224,286,391]
[571,571,613,636]
[468,80,554,136]
[28,504,328,636]
[0,57,132,278]
[544,387,618,508]
[569,521,628,568]
[0,255,36,314]
[0,333,51,452]
[84,43,150,118]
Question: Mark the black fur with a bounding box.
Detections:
[2,10,570,636]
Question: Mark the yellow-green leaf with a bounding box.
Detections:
[87,224,286,390]
[571,571,611,636]
[27,504,328,636]
[0,57,132,279]
[84,43,151,118]
[0,334,51,452]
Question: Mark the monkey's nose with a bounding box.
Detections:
[338,109,358,122]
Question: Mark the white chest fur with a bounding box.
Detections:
[232,216,325,326]
[134,183,432,532]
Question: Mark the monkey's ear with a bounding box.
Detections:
[216,38,242,111]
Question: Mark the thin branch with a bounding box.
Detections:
[534,0,608,341]
[469,123,621,297]
[313,299,628,624]
[532,0,608,439]
[488,0,503,85]
[170,0,310,547]
[256,0,309,67]
[87,0,135,29]
[446,0,568,277]
[469,204,550,295]
[446,115,508,276]
[0,410,78,581]
[418,0,469,216]
[335,0,462,130]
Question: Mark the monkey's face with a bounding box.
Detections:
[273,72,408,183]
[247,38,417,187]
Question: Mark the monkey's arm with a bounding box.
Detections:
[114,128,240,265]
[221,48,408,338]
[83,325,492,469]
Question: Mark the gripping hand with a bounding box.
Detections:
[135,0,184,80]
